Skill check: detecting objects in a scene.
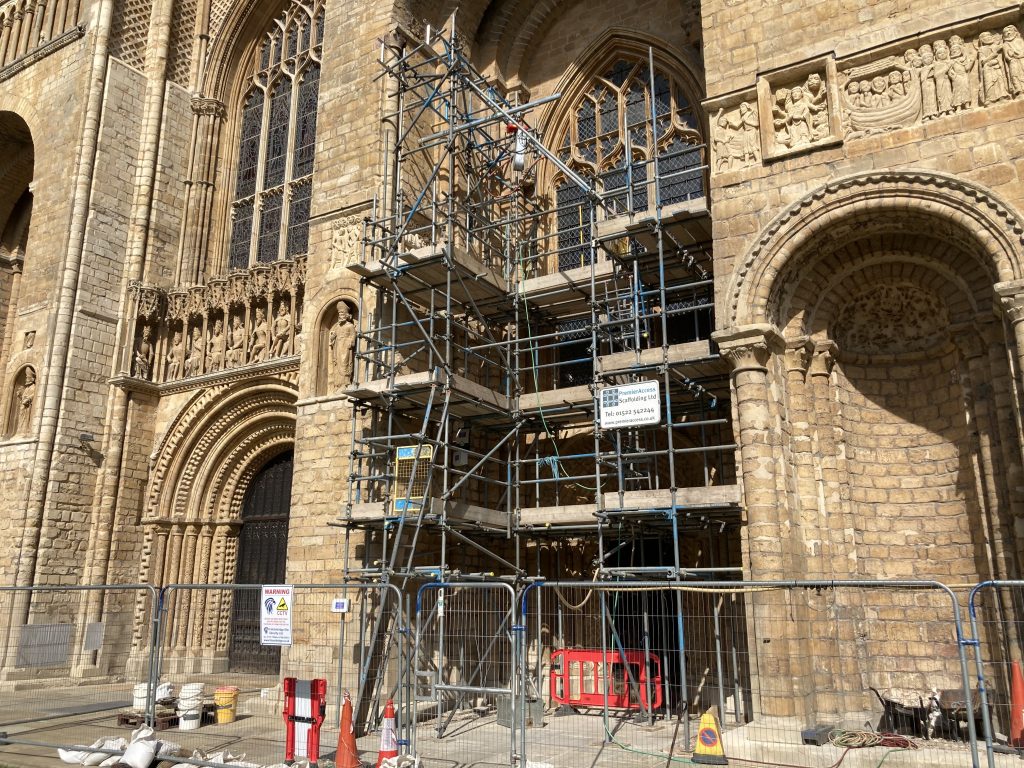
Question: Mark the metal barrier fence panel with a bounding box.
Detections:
[0,580,999,768]
[519,581,980,768]
[153,583,404,768]
[412,581,519,768]
[968,580,1024,768]
[0,585,159,766]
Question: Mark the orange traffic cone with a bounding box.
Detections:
[1011,661,1024,747]
[337,690,361,768]
[376,699,399,768]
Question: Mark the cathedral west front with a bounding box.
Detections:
[5,0,1024,760]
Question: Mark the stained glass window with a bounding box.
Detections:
[226,0,324,270]
[552,56,704,259]
[293,64,320,178]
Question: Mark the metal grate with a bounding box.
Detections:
[16,623,72,668]
[393,444,433,513]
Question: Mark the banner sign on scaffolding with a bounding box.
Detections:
[261,584,294,646]
[599,380,661,429]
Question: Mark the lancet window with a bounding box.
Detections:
[553,57,704,270]
[227,0,325,270]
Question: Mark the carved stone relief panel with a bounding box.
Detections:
[839,21,1024,138]
[329,216,362,271]
[711,99,761,173]
[832,283,949,357]
[757,59,841,160]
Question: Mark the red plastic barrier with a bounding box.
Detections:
[550,649,663,710]
[284,677,327,767]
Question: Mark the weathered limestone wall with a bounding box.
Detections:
[288,0,393,584]
[32,54,148,587]
[0,32,113,587]
[840,349,980,582]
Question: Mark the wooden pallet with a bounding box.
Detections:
[117,711,179,730]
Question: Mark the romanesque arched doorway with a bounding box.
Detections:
[228,449,294,673]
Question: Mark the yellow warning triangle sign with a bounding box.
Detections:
[692,706,728,765]
[276,597,289,611]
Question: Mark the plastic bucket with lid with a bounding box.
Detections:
[132,683,149,711]
[177,682,204,731]
[214,686,240,724]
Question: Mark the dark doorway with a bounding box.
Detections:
[228,449,293,673]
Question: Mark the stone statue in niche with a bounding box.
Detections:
[133,326,155,380]
[249,306,269,364]
[207,319,225,373]
[329,301,356,389]
[226,316,245,368]
[22,330,33,350]
[13,367,35,436]
[271,302,291,357]
[713,102,759,171]
[166,330,183,379]
[771,75,828,151]
[184,326,204,377]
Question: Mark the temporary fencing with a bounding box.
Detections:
[967,580,1024,768]
[0,584,159,764]
[5,578,1024,768]
[519,580,980,768]
[153,583,405,768]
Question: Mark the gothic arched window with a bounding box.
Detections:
[553,56,703,271]
[227,0,325,270]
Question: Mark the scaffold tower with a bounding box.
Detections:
[338,16,741,741]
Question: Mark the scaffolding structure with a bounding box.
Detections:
[338,18,742,750]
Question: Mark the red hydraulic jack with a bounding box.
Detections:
[283,678,327,767]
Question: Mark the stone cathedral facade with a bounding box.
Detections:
[4,0,1024,721]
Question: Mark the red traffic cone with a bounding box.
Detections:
[376,699,399,768]
[337,690,361,768]
[1011,661,1024,747]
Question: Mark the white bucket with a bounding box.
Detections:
[132,683,149,711]
[178,682,204,731]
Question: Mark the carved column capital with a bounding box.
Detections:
[995,281,1024,324]
[190,96,226,118]
[784,337,813,375]
[713,324,784,374]
[808,340,838,377]
[950,322,985,361]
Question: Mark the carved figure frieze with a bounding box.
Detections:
[841,22,1024,138]
[712,102,760,172]
[126,256,306,386]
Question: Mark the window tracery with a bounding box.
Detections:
[553,56,704,271]
[227,0,324,271]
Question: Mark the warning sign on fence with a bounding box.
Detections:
[598,380,661,429]
[260,585,293,646]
